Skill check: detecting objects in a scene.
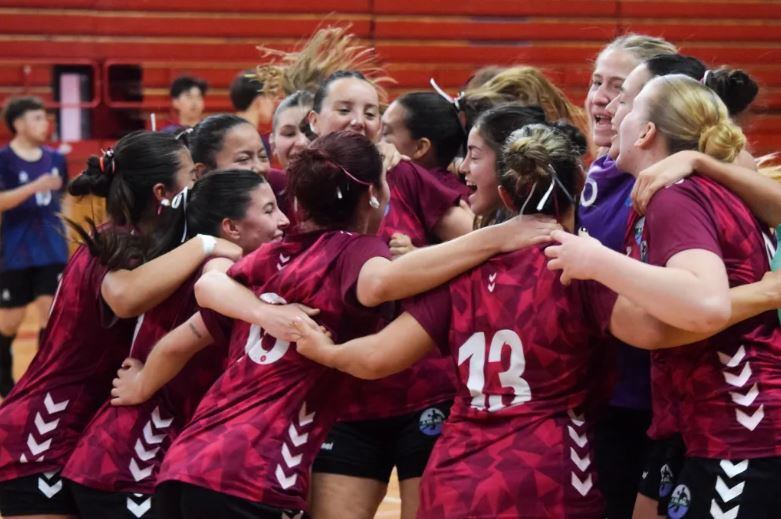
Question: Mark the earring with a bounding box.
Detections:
[369,196,380,209]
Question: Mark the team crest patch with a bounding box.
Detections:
[418,407,446,437]
[667,484,692,519]
[659,463,674,498]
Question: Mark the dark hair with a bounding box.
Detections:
[704,68,759,116]
[500,123,585,217]
[287,130,382,229]
[645,54,706,82]
[153,169,267,252]
[230,70,263,111]
[3,96,45,133]
[67,130,189,269]
[170,75,208,98]
[313,70,370,113]
[273,90,314,131]
[189,114,251,170]
[473,104,549,161]
[396,92,465,168]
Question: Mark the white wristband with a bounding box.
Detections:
[198,234,217,256]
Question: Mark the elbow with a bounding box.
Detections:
[194,271,222,309]
[686,295,731,334]
[350,359,396,380]
[359,273,391,308]
[102,282,141,319]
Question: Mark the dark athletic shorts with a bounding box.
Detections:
[313,400,451,482]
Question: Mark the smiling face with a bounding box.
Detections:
[461,127,500,218]
[271,105,311,168]
[585,49,640,149]
[230,182,289,253]
[212,123,269,175]
[309,77,381,142]
[381,100,417,158]
[606,63,653,160]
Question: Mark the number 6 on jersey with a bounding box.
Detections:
[458,330,531,412]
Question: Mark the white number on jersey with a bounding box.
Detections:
[457,330,531,412]
[244,324,290,365]
[35,190,52,207]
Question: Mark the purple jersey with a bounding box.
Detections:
[0,145,68,270]
[0,246,136,481]
[340,160,461,421]
[578,155,650,411]
[637,175,781,459]
[157,231,392,510]
[62,269,225,494]
[407,245,616,518]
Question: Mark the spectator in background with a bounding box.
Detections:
[0,96,67,397]
[161,75,208,134]
[230,70,275,164]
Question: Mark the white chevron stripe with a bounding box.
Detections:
[129,458,153,482]
[275,465,297,489]
[34,412,60,435]
[735,405,764,431]
[568,409,585,426]
[570,448,591,472]
[142,422,165,445]
[281,443,303,468]
[150,406,173,429]
[730,383,759,407]
[37,476,62,498]
[288,423,308,447]
[567,425,588,448]
[710,499,739,519]
[27,434,52,456]
[719,460,749,479]
[134,438,160,462]
[715,476,744,503]
[722,363,752,388]
[298,402,315,427]
[718,346,746,368]
[126,496,152,518]
[43,393,69,414]
[570,473,593,496]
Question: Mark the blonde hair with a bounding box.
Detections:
[602,34,678,64]
[253,25,393,102]
[463,66,588,137]
[500,124,583,215]
[644,75,745,162]
[758,153,781,183]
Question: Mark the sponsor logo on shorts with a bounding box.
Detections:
[2,289,10,302]
[668,484,692,519]
[320,441,334,451]
[659,463,675,498]
[419,407,446,437]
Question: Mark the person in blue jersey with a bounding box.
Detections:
[0,96,67,397]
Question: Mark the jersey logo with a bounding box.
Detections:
[21,393,69,464]
[719,346,765,431]
[126,494,152,518]
[18,171,29,184]
[275,402,315,490]
[418,407,446,437]
[487,272,497,293]
[129,406,172,482]
[667,484,691,519]
[37,470,63,499]
[659,464,675,498]
[580,176,598,207]
[567,409,593,496]
[277,253,291,271]
[1,289,10,302]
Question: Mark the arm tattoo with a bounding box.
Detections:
[188,322,204,340]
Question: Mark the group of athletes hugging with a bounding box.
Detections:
[0,26,779,519]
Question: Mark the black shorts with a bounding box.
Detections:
[69,480,156,519]
[637,435,686,515]
[0,263,64,308]
[312,400,451,483]
[0,470,77,516]
[593,405,653,519]
[155,481,307,519]
[666,455,781,519]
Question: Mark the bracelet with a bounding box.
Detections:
[198,234,217,256]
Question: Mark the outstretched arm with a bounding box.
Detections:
[632,150,781,227]
[111,312,213,405]
[0,171,62,212]
[292,311,435,379]
[357,214,560,307]
[546,230,730,334]
[102,235,242,318]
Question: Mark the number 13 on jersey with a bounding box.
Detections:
[458,330,531,412]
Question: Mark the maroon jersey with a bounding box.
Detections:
[430,165,470,202]
[157,230,391,509]
[0,246,136,482]
[62,270,225,495]
[407,245,616,518]
[342,160,462,421]
[634,175,781,459]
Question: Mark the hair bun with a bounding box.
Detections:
[67,155,112,198]
[698,121,746,162]
[504,129,552,184]
[705,69,759,116]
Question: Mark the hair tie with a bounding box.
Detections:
[701,70,712,85]
[171,187,190,242]
[336,164,371,187]
[430,78,464,112]
[99,148,115,176]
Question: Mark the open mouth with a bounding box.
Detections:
[465,180,477,193]
[593,114,612,127]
